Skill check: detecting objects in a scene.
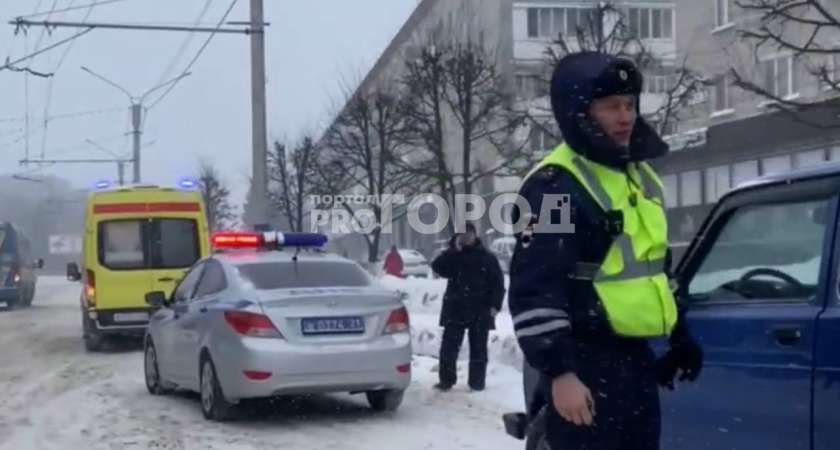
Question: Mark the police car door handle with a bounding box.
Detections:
[158,277,175,282]
[199,306,208,313]
[771,325,802,346]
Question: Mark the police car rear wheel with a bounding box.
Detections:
[366,389,404,412]
[200,356,235,421]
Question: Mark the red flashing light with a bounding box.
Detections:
[211,232,263,248]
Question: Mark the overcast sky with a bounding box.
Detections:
[0,0,417,209]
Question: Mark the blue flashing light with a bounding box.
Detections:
[94,180,111,189]
[178,178,197,189]
[277,232,328,248]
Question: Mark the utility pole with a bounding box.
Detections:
[248,0,270,226]
[79,66,189,184]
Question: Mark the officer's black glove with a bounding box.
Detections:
[654,351,678,391]
[671,339,704,382]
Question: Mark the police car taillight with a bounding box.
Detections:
[223,311,282,338]
[383,307,409,334]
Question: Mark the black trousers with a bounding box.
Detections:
[545,340,661,450]
[438,322,489,389]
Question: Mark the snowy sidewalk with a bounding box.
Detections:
[380,275,526,413]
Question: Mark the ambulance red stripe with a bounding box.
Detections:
[93,202,200,214]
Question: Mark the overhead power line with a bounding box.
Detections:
[0,27,93,72]
[14,0,127,19]
[0,106,125,123]
[146,0,239,111]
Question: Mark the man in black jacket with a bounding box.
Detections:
[431,222,505,392]
[509,52,703,450]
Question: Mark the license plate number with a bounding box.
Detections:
[113,312,149,322]
[301,317,365,335]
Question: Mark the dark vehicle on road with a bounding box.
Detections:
[0,222,44,308]
[503,161,840,450]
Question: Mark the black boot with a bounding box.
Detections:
[468,361,487,391]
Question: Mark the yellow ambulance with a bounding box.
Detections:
[67,181,210,351]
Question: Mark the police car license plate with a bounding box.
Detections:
[301,317,365,335]
[113,312,149,323]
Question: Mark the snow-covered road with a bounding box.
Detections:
[0,279,525,450]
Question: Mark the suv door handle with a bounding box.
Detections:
[771,325,802,346]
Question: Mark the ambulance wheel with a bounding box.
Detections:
[82,315,103,352]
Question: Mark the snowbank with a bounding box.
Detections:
[379,275,524,372]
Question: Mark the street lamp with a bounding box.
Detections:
[80,66,191,183]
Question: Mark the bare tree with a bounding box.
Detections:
[401,43,454,218]
[267,136,317,232]
[198,161,236,232]
[318,85,424,263]
[729,0,840,121]
[542,2,706,139]
[401,36,532,231]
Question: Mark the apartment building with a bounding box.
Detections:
[317,0,515,261]
[653,0,840,242]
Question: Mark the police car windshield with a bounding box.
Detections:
[236,261,374,290]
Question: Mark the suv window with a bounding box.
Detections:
[98,219,200,270]
[194,260,227,298]
[173,262,205,303]
[688,198,828,302]
[236,261,373,290]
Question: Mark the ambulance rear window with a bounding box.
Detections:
[98,218,200,270]
[100,220,146,270]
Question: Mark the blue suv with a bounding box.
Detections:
[503,161,840,450]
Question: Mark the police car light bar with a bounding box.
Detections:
[210,231,328,249]
[211,232,263,248]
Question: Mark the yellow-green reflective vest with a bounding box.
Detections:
[522,143,678,338]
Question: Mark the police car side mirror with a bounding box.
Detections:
[145,291,168,308]
[66,263,81,282]
[34,259,44,270]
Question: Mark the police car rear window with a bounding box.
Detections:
[236,261,373,289]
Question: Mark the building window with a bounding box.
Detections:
[761,154,792,175]
[680,171,702,206]
[527,7,596,38]
[732,159,759,187]
[794,149,825,168]
[626,7,673,39]
[714,0,730,29]
[711,75,730,112]
[661,174,679,208]
[529,124,560,153]
[644,66,677,94]
[762,55,800,98]
[516,75,548,98]
[704,165,730,203]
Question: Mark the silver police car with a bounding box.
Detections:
[142,232,412,421]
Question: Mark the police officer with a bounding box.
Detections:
[508,52,704,450]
